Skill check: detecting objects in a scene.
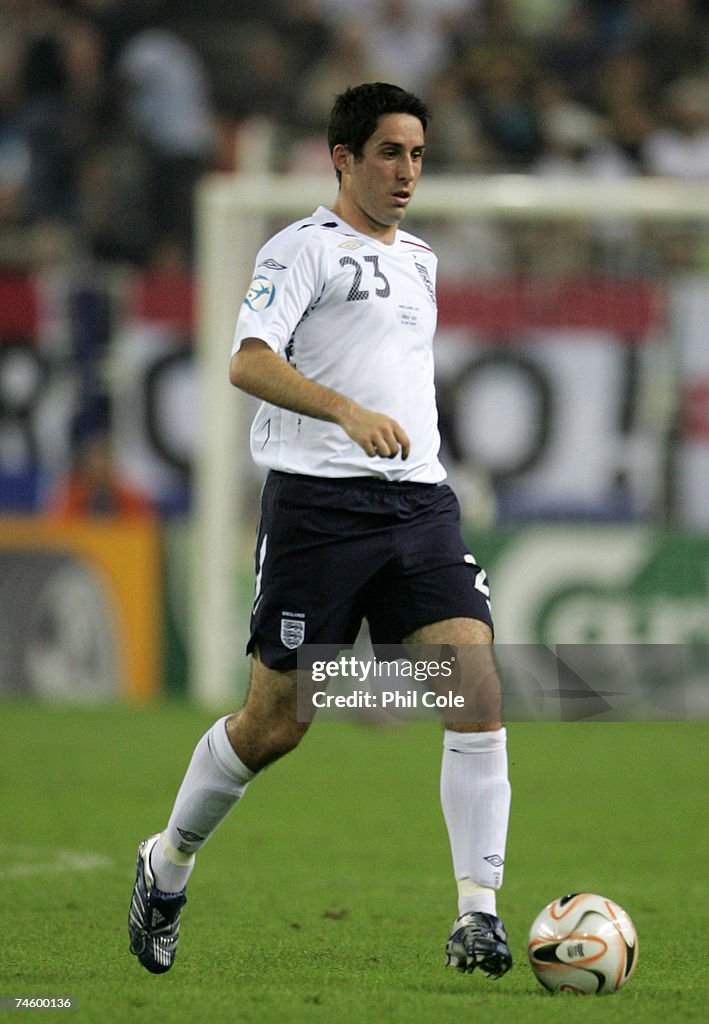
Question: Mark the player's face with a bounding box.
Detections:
[333,113,426,242]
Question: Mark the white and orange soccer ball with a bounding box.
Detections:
[527,893,639,995]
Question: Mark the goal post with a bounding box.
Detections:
[193,172,709,709]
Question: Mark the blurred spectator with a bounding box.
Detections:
[312,0,478,96]
[115,24,216,260]
[602,99,655,175]
[592,48,657,172]
[227,25,293,126]
[0,30,29,229]
[510,0,576,37]
[75,130,153,264]
[0,3,113,267]
[636,0,706,89]
[424,67,492,171]
[584,0,638,45]
[644,75,709,180]
[535,92,608,177]
[12,14,72,223]
[46,410,154,520]
[596,48,658,116]
[317,0,475,28]
[71,0,161,71]
[61,12,110,151]
[274,0,334,80]
[459,18,544,169]
[533,72,652,181]
[343,0,456,94]
[291,20,377,139]
[539,1,605,106]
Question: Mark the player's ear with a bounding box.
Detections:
[331,144,352,178]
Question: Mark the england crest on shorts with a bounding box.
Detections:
[280,612,305,649]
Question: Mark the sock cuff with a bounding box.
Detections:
[443,726,507,754]
[159,831,195,867]
[457,877,496,898]
[208,716,256,784]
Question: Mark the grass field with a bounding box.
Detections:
[1,701,706,1024]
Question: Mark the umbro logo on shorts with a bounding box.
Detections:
[280,612,306,649]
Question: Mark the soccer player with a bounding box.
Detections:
[128,82,512,979]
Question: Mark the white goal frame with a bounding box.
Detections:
[193,172,709,708]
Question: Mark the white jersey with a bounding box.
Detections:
[231,205,446,482]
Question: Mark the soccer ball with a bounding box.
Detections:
[527,893,638,995]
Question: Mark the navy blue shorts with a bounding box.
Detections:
[248,471,494,670]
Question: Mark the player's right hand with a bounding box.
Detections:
[339,403,410,461]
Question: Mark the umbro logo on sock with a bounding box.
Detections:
[176,828,204,844]
[484,855,504,868]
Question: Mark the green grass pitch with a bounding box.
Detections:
[0,702,706,1024]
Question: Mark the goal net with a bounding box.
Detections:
[193,172,709,707]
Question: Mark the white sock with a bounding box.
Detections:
[440,727,511,919]
[149,833,195,895]
[149,716,255,893]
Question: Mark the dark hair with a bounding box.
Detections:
[327,83,430,182]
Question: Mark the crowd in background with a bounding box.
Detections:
[0,0,708,523]
[1,0,709,271]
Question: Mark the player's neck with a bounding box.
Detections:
[330,197,398,245]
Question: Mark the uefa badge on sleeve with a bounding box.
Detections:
[243,275,275,311]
